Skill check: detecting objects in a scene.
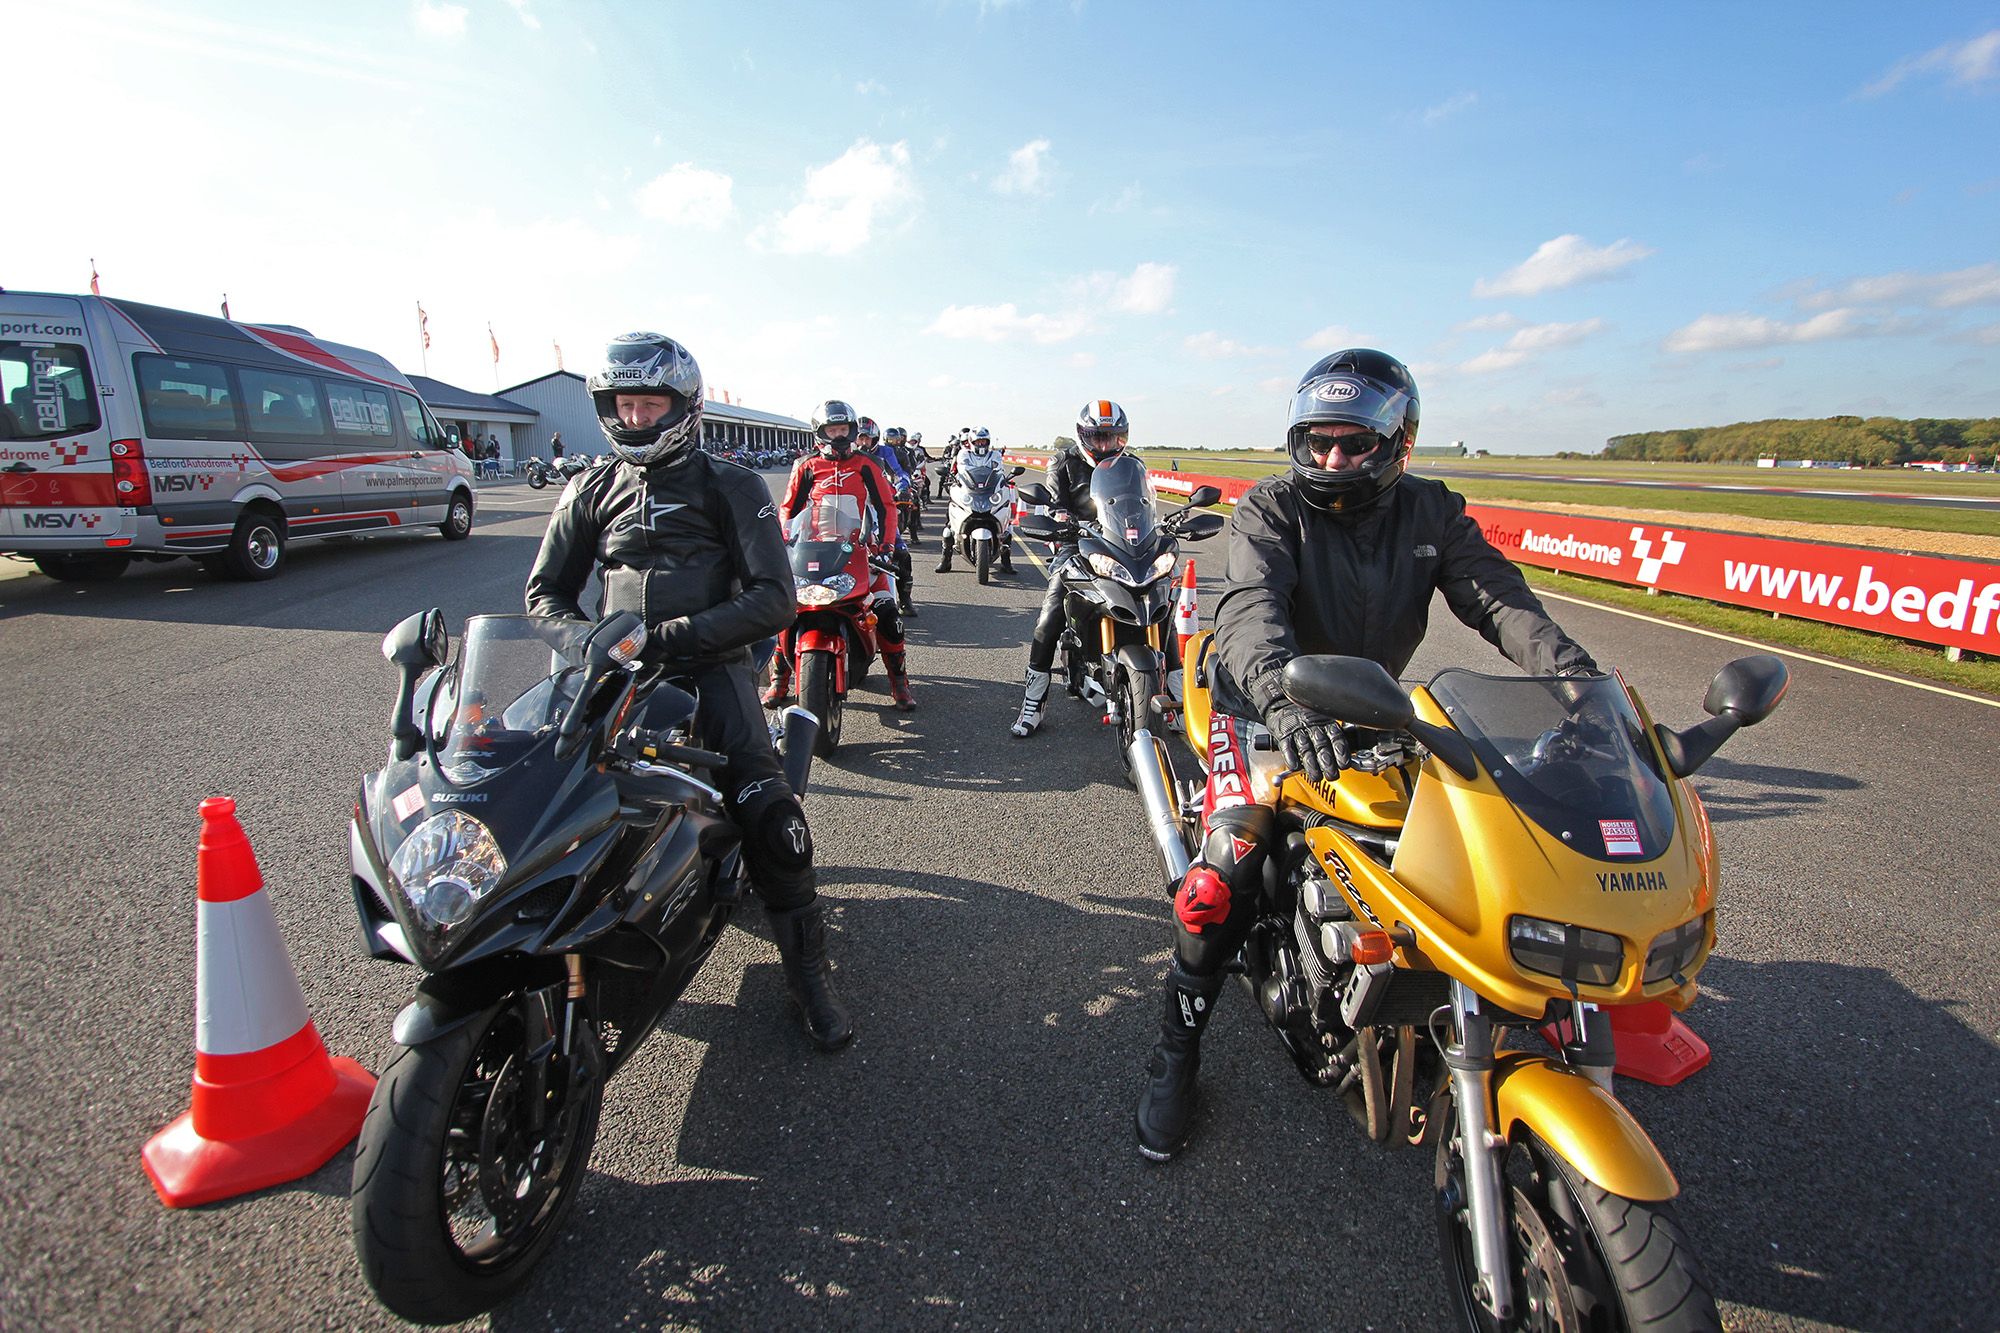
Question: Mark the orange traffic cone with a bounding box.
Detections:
[1540,1001,1711,1087]
[1173,560,1200,666]
[141,797,374,1208]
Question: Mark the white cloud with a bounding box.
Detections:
[1472,235,1655,299]
[1861,28,2000,97]
[925,303,1088,344]
[757,140,914,257]
[1184,330,1279,359]
[502,0,540,29]
[993,138,1052,195]
[635,163,734,229]
[1421,91,1477,126]
[1663,308,1873,354]
[1300,324,1368,353]
[1211,384,1237,397]
[1089,184,1145,216]
[855,78,888,96]
[412,1,467,37]
[1257,375,1294,394]
[1962,323,2000,345]
[1067,262,1177,314]
[1461,318,1607,374]
[1796,262,2000,310]
[1451,311,1521,335]
[1543,386,1605,409]
[1069,352,1097,368]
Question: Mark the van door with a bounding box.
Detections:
[396,391,466,517]
[1,296,121,551]
[233,365,353,534]
[320,377,411,529]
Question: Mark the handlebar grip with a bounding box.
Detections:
[628,728,730,771]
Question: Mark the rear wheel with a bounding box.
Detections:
[439,491,474,540]
[218,508,285,581]
[351,1000,604,1325]
[975,539,993,585]
[800,651,843,757]
[32,553,130,582]
[1437,1121,1720,1332]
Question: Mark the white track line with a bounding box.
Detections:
[1535,589,2000,710]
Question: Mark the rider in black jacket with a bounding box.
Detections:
[1009,401,1132,737]
[1133,349,1596,1159]
[525,332,853,1051]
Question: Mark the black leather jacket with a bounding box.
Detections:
[525,451,792,668]
[1044,445,1098,517]
[1214,473,1596,719]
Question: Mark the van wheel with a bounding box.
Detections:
[220,509,286,581]
[33,553,130,582]
[439,492,474,541]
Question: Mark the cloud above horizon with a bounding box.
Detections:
[1473,235,1655,299]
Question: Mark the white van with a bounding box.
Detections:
[0,290,475,581]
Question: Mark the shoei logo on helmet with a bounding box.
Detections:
[1313,381,1362,403]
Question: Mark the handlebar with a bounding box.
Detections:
[619,726,729,771]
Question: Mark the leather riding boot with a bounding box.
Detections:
[760,656,792,708]
[1010,667,1051,738]
[1134,963,1224,1161]
[768,901,855,1052]
[998,545,1014,574]
[934,541,953,574]
[884,649,916,711]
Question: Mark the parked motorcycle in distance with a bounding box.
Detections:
[347,608,815,1324]
[941,452,1023,584]
[776,492,899,756]
[1130,638,1788,1330]
[1015,459,1223,770]
[895,469,923,538]
[524,454,591,490]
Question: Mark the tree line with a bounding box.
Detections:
[1603,416,2000,465]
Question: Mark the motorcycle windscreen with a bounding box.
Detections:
[1087,453,1164,554]
[433,614,592,784]
[956,458,1002,503]
[1426,671,1676,863]
[789,491,868,544]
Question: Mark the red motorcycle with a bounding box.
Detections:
[780,493,896,756]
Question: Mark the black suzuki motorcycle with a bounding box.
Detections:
[346,608,814,1324]
[1015,456,1223,772]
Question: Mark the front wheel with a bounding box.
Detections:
[1436,1123,1720,1333]
[526,467,548,490]
[975,539,993,585]
[800,651,843,757]
[351,1000,604,1325]
[1117,666,1159,784]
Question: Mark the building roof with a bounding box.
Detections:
[406,375,536,418]
[497,370,807,431]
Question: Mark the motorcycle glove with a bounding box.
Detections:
[1264,701,1349,785]
[651,616,699,659]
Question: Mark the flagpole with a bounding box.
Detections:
[417,301,429,376]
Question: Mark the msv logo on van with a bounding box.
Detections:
[22,512,103,529]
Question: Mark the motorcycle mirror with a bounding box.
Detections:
[1177,512,1225,541]
[382,609,448,761]
[1017,482,1055,506]
[1283,656,1413,730]
[1655,655,1790,778]
[1187,485,1223,508]
[1009,466,1026,478]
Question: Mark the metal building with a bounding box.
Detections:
[405,376,537,467]
[498,370,810,462]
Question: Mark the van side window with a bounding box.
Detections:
[325,381,394,440]
[240,369,326,440]
[0,342,99,440]
[397,391,437,448]
[136,355,238,438]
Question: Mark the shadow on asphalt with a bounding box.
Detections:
[1625,955,1999,1330]
[1690,756,1865,824]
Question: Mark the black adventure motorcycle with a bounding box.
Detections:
[347,608,816,1324]
[1015,455,1223,772]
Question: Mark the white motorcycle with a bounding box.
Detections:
[936,452,1023,584]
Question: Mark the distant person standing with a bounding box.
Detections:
[550,431,565,460]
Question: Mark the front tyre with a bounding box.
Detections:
[439,491,474,540]
[975,538,993,585]
[1436,1123,1719,1332]
[351,1001,604,1325]
[800,651,843,757]
[526,467,548,490]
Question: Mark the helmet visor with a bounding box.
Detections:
[1289,376,1412,441]
[1289,427,1389,473]
[1080,426,1128,459]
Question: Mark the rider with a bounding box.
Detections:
[935,427,1014,576]
[766,401,916,711]
[1009,399,1132,738]
[875,425,920,616]
[525,332,853,1052]
[1132,349,1599,1160]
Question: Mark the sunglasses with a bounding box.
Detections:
[1308,431,1385,460]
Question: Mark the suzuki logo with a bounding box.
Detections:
[1629,527,1686,585]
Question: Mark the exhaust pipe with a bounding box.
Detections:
[1127,728,1192,883]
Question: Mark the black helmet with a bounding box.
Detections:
[1285,348,1419,513]
[587,332,704,467]
[1076,398,1130,463]
[811,399,859,456]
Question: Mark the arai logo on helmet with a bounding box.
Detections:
[1312,381,1363,403]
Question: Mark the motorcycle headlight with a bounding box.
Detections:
[1086,552,1124,581]
[796,575,854,607]
[1147,551,1176,581]
[1643,915,1707,984]
[388,811,507,930]
[1508,915,1624,987]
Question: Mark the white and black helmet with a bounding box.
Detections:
[588,332,704,467]
[1076,399,1130,462]
[969,427,993,455]
[811,399,859,456]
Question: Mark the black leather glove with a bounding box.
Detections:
[651,616,698,659]
[1265,701,1349,785]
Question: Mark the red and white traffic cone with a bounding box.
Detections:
[1540,1001,1711,1087]
[1173,560,1200,666]
[140,797,374,1208]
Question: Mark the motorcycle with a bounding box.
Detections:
[940,451,1022,584]
[776,491,899,756]
[895,469,923,539]
[347,607,816,1323]
[1128,638,1787,1330]
[523,453,590,490]
[1015,457,1223,770]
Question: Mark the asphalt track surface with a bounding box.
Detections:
[2,472,1996,1331]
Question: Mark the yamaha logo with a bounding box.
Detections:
[1313,381,1362,403]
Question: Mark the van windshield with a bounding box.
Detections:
[0,342,99,441]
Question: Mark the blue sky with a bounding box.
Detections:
[4,0,1997,452]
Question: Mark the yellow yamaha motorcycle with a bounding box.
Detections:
[1128,634,1787,1331]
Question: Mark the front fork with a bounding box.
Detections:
[1444,980,1514,1323]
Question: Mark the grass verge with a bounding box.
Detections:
[1447,478,2000,540]
[1519,566,2000,697]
